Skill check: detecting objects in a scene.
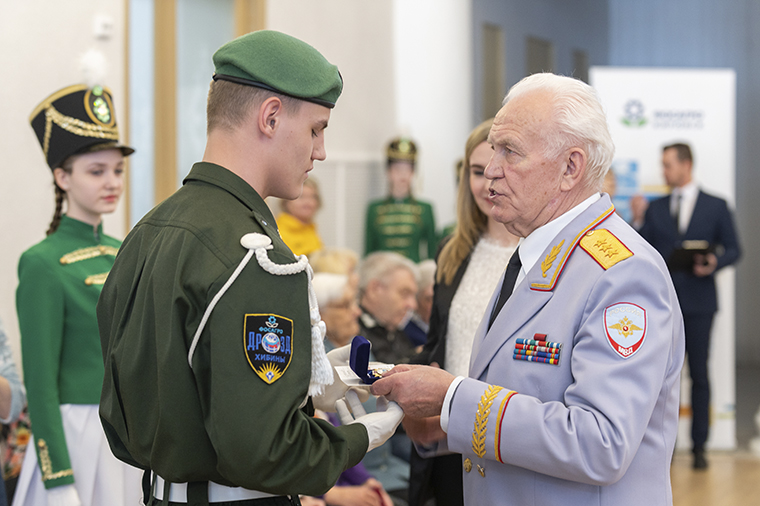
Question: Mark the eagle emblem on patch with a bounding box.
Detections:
[604,303,647,359]
[244,314,293,384]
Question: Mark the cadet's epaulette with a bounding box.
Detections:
[531,205,615,291]
[579,228,633,270]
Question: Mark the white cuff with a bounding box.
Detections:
[46,484,82,506]
[439,375,465,433]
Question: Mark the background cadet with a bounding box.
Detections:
[364,138,437,262]
[17,84,141,506]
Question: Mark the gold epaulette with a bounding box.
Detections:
[580,229,633,270]
[60,245,119,265]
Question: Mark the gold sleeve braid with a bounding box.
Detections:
[37,439,74,482]
[471,385,504,458]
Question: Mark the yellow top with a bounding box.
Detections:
[276,212,323,257]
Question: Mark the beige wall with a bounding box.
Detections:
[267,0,399,157]
[0,1,128,370]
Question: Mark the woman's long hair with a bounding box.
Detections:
[436,118,493,284]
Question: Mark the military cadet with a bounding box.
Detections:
[372,73,685,506]
[364,138,437,261]
[16,85,142,506]
[97,31,403,506]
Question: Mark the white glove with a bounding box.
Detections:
[46,484,82,506]
[337,390,404,452]
[312,344,369,412]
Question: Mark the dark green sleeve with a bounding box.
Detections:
[199,255,369,496]
[364,203,378,255]
[16,253,75,489]
[424,203,438,260]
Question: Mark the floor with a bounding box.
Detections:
[670,363,760,506]
[671,451,760,506]
[735,363,760,451]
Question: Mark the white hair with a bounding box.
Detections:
[504,73,615,190]
[417,259,437,290]
[358,251,419,296]
[312,273,350,308]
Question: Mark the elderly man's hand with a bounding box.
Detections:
[370,364,455,419]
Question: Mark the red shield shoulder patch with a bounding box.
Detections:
[604,303,647,359]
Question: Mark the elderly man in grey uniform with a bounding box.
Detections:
[372,73,685,506]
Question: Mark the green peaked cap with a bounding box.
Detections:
[212,30,343,108]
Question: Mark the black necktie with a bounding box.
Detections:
[672,193,681,234]
[488,247,521,330]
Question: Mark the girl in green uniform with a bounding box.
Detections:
[14,85,141,506]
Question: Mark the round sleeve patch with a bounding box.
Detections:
[604,303,647,359]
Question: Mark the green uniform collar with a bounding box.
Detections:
[183,162,277,226]
[387,195,414,204]
[57,214,104,242]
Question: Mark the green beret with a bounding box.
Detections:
[213,30,342,108]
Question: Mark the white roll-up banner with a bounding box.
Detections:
[591,67,737,450]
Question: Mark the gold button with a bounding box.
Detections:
[477,464,485,477]
[463,458,472,473]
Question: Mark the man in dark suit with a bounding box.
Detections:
[633,142,741,469]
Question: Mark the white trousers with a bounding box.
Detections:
[12,404,143,506]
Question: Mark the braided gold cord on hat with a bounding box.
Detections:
[43,105,119,159]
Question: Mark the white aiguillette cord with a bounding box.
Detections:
[187,233,334,397]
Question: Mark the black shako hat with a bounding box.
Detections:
[29,84,134,170]
[386,137,418,164]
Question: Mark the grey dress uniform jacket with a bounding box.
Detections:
[446,195,685,506]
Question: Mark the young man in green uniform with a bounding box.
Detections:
[98,31,403,506]
[364,138,437,261]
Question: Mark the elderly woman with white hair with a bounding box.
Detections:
[313,273,362,351]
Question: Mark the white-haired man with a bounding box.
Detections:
[358,251,419,365]
[372,73,685,505]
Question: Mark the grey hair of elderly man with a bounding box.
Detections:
[501,72,615,193]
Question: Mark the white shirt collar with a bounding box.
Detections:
[516,193,602,288]
[677,180,699,199]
